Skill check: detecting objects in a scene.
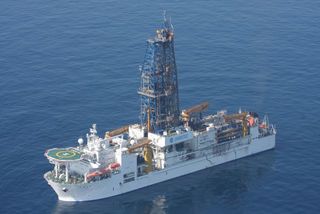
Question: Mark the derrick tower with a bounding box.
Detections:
[138,15,180,132]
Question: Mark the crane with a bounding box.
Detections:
[104,125,129,139]
[181,101,209,122]
[223,112,248,136]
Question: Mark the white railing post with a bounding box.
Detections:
[65,164,69,183]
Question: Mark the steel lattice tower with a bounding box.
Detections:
[138,16,180,132]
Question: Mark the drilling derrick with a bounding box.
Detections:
[138,15,180,132]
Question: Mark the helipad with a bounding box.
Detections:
[46,148,82,161]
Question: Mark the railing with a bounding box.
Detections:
[45,171,84,184]
[46,169,121,184]
[164,138,250,164]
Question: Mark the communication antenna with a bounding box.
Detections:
[163,10,174,32]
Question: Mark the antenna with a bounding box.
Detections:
[163,10,167,22]
[163,10,174,32]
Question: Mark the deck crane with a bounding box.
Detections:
[104,125,129,139]
[128,138,153,173]
[181,102,209,126]
[223,112,249,136]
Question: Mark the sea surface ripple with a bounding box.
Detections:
[0,0,320,213]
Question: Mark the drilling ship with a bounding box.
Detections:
[44,16,276,201]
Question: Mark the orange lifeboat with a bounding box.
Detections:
[86,171,101,180]
[109,162,120,169]
[99,167,111,174]
[87,167,111,180]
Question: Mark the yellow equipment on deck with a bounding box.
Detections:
[143,145,153,173]
[223,112,248,136]
[127,138,153,173]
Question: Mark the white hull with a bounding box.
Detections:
[45,134,275,201]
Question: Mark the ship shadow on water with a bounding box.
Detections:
[52,150,275,214]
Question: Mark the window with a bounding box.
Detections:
[123,172,135,183]
[124,177,135,183]
[123,172,135,178]
[175,142,184,152]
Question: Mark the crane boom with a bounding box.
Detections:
[128,138,151,153]
[223,112,248,136]
[223,112,247,122]
[181,102,209,119]
[105,125,129,138]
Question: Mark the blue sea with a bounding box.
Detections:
[1,0,320,213]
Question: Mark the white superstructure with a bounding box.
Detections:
[44,112,276,201]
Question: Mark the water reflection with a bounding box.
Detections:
[52,150,275,214]
[53,192,168,214]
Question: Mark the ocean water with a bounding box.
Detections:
[1,0,320,213]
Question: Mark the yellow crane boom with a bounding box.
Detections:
[223,112,247,122]
[127,138,151,153]
[181,101,209,121]
[105,125,129,139]
[223,112,248,136]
